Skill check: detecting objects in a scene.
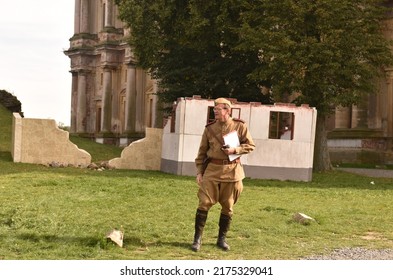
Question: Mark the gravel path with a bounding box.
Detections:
[304,248,393,260]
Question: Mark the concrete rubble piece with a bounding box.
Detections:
[293,212,316,225]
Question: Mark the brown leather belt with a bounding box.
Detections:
[209,158,240,165]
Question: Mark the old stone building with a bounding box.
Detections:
[64,0,160,146]
[327,3,393,165]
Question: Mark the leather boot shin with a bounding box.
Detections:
[191,209,208,252]
[217,214,231,251]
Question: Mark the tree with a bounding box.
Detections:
[236,0,393,171]
[115,0,272,110]
[116,0,393,171]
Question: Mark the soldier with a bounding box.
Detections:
[192,97,256,251]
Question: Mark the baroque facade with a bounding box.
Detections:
[64,0,160,146]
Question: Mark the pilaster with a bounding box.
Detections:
[80,0,90,33]
[76,71,88,133]
[74,0,81,34]
[135,69,145,133]
[101,67,113,133]
[105,0,114,28]
[70,72,78,133]
[125,63,137,133]
[335,106,351,128]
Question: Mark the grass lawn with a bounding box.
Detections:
[1,104,393,260]
[1,158,393,260]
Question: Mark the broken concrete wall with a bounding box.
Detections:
[108,128,162,170]
[12,113,91,166]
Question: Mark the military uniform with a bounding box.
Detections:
[195,117,255,215]
[191,98,255,252]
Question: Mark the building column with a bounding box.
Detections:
[125,64,137,133]
[74,0,81,34]
[76,71,87,133]
[70,72,78,133]
[105,0,114,27]
[111,68,120,134]
[101,67,113,133]
[135,70,146,132]
[150,88,158,128]
[80,0,90,33]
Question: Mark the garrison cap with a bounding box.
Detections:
[214,98,232,108]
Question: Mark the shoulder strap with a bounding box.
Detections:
[233,118,245,123]
[205,120,216,127]
[207,124,224,145]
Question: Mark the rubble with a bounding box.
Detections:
[292,212,316,225]
[106,228,124,247]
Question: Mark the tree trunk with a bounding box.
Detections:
[313,114,332,172]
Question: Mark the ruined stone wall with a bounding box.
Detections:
[108,128,162,170]
[12,113,91,167]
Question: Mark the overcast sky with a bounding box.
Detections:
[0,0,74,126]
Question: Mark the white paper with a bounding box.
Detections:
[223,131,241,161]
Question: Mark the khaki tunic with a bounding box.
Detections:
[195,117,255,181]
[195,117,255,216]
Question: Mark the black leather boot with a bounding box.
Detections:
[217,214,231,251]
[191,209,208,252]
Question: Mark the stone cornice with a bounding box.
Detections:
[69,33,98,41]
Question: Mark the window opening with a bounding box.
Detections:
[269,111,294,140]
[207,106,215,124]
[170,102,176,133]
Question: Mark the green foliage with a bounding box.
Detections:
[0,89,22,113]
[116,0,272,108]
[116,0,393,115]
[0,104,12,153]
[237,0,393,115]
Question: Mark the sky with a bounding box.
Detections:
[0,0,74,126]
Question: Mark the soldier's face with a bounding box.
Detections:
[213,105,230,122]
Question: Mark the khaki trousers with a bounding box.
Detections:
[197,180,243,217]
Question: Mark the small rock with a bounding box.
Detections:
[49,161,61,168]
[88,163,98,170]
[293,212,315,225]
[106,229,124,247]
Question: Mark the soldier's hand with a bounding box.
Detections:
[196,174,203,186]
[222,147,236,155]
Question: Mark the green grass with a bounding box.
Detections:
[1,104,393,260]
[69,135,122,163]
